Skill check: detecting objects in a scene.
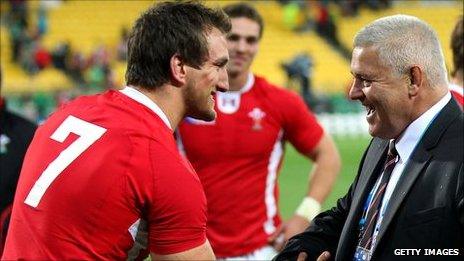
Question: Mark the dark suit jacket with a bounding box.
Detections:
[0,102,36,214]
[0,100,36,254]
[275,99,463,261]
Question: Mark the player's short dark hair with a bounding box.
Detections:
[451,16,463,77]
[125,1,231,89]
[223,3,264,39]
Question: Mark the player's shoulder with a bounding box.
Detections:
[57,91,106,113]
[61,90,119,108]
[48,91,166,145]
[252,75,304,110]
[61,90,150,127]
[253,75,301,101]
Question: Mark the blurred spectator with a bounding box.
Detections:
[117,27,129,61]
[338,0,391,17]
[90,44,110,66]
[34,43,51,70]
[54,89,76,108]
[339,0,360,17]
[365,0,391,10]
[36,6,48,37]
[86,63,106,91]
[315,1,334,39]
[87,45,113,91]
[18,36,38,74]
[68,51,87,86]
[8,0,28,19]
[7,13,27,62]
[282,53,315,107]
[17,94,38,121]
[314,1,351,59]
[32,92,56,122]
[280,0,313,32]
[6,1,28,62]
[51,41,71,71]
[282,1,301,30]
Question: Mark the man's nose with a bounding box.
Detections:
[348,79,363,101]
[216,68,229,92]
[237,39,247,53]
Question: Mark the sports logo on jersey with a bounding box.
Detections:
[248,107,266,131]
[184,117,216,125]
[217,92,240,114]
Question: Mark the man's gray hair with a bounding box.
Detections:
[354,14,448,87]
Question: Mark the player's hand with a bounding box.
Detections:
[284,215,310,241]
[296,251,330,261]
[268,215,310,251]
[268,222,286,251]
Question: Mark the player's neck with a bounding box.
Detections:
[133,85,181,130]
[228,71,250,92]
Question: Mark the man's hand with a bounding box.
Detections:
[268,215,310,251]
[297,251,331,261]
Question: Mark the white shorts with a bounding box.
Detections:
[219,245,278,261]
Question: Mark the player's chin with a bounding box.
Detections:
[227,66,243,76]
[202,109,216,122]
[191,108,216,122]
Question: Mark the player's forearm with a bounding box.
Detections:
[306,136,341,204]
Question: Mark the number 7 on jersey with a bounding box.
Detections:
[24,115,107,208]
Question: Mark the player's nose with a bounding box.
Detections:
[216,68,229,92]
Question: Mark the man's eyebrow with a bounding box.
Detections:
[351,71,371,79]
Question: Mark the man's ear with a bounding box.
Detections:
[170,54,187,87]
[408,65,422,97]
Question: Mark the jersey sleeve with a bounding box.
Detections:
[146,140,207,255]
[280,90,324,154]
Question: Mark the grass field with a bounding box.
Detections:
[278,135,372,219]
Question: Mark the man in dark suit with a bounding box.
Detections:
[274,14,463,261]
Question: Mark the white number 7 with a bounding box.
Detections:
[24,115,107,208]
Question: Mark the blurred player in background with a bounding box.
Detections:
[178,3,341,260]
[2,2,230,260]
[0,68,37,256]
[449,16,463,108]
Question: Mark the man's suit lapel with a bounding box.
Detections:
[372,99,461,254]
[336,138,388,260]
[371,144,430,254]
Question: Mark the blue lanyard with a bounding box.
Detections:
[358,176,382,230]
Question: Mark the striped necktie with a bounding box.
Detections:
[355,139,398,257]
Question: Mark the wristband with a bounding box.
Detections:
[295,197,321,221]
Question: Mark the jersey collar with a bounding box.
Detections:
[120,86,172,130]
[229,73,255,94]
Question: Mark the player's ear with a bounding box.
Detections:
[170,54,187,87]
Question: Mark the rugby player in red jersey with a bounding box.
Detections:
[178,3,341,259]
[2,2,230,260]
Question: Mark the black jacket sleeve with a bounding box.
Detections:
[273,140,372,261]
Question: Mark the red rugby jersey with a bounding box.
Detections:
[3,89,207,260]
[178,74,324,257]
[449,83,463,109]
